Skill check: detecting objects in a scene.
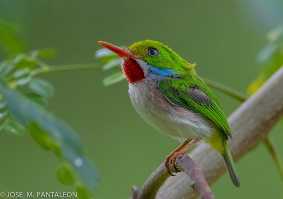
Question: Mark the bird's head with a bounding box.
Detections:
[97,40,195,83]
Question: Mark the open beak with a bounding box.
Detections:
[97,41,135,59]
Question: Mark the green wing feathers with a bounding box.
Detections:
[158,74,240,187]
[158,73,231,139]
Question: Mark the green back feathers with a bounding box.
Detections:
[158,72,231,139]
[129,40,195,74]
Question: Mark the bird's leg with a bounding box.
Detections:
[165,137,200,176]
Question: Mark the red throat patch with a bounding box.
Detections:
[122,58,145,83]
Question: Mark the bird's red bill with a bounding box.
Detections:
[97,41,133,58]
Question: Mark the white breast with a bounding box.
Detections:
[128,79,214,140]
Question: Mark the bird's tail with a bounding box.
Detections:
[222,142,240,187]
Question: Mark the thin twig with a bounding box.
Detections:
[131,164,169,199]
[262,137,283,181]
[38,63,99,75]
[204,78,247,102]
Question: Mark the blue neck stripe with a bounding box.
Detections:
[148,66,179,79]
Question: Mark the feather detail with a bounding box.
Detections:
[188,86,211,105]
[158,72,231,139]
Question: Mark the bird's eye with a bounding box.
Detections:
[147,47,159,56]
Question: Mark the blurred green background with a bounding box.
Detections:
[0,0,282,198]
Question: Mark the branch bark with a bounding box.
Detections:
[132,67,283,199]
[175,155,214,199]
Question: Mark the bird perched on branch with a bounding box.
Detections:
[98,40,240,187]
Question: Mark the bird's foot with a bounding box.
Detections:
[165,151,185,176]
[164,137,200,176]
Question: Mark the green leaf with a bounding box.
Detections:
[56,163,76,186]
[267,26,283,42]
[0,19,25,57]
[28,123,61,155]
[257,44,277,64]
[1,119,25,135]
[103,72,125,86]
[28,79,54,98]
[0,51,53,107]
[95,48,118,63]
[96,48,126,86]
[261,26,283,65]
[248,26,283,93]
[102,59,121,71]
[76,183,92,199]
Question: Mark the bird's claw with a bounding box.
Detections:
[164,138,198,176]
[165,152,183,176]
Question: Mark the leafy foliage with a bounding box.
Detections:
[248,26,283,94]
[0,51,97,198]
[95,47,124,86]
[0,51,53,135]
[246,26,283,185]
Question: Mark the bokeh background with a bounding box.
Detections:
[0,0,282,198]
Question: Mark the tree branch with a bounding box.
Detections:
[205,77,283,184]
[132,67,283,199]
[131,154,214,199]
[175,155,214,199]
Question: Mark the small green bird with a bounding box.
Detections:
[98,40,240,187]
